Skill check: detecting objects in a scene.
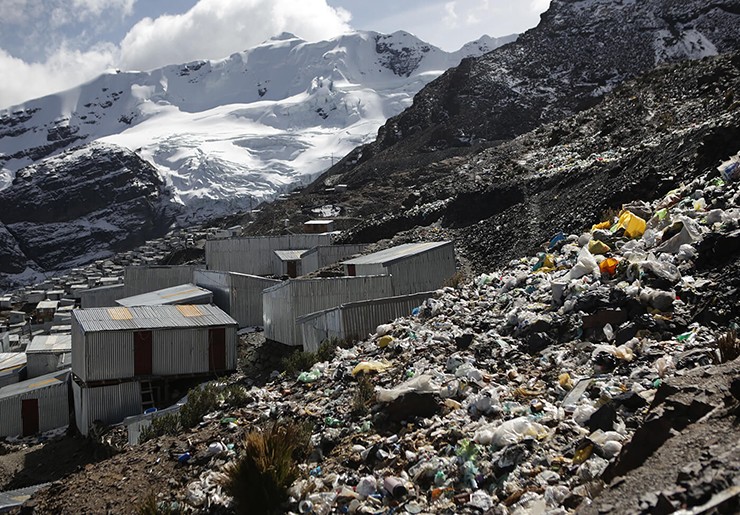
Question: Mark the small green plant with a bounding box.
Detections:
[222,384,251,407]
[281,339,338,377]
[225,421,311,515]
[136,492,182,515]
[179,383,221,428]
[139,412,181,443]
[716,329,739,363]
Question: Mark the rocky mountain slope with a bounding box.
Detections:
[0,143,179,288]
[314,0,740,191]
[0,31,512,223]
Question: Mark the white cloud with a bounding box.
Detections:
[72,0,137,18]
[444,2,458,27]
[120,0,352,71]
[0,44,118,108]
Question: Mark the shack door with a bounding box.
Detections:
[21,398,39,436]
[209,327,226,371]
[287,260,298,278]
[347,264,356,276]
[134,331,153,376]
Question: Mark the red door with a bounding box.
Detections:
[22,398,39,436]
[209,328,226,371]
[347,264,356,276]
[134,331,153,376]
[287,261,298,278]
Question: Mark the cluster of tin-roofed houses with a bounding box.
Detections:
[0,220,455,441]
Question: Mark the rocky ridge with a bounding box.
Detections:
[316,0,740,190]
[0,142,179,289]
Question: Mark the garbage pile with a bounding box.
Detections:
[32,160,740,514]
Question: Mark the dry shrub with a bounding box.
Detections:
[716,329,739,363]
[352,374,375,415]
[225,421,311,514]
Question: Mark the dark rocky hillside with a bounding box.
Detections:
[309,0,740,194]
[0,143,179,287]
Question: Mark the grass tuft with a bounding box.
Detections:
[716,329,739,363]
[225,420,311,514]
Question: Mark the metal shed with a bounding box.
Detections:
[300,244,367,275]
[263,275,395,347]
[303,220,335,234]
[80,284,125,308]
[123,265,202,297]
[0,353,27,388]
[116,283,213,307]
[297,291,435,352]
[342,241,456,294]
[194,270,280,328]
[72,379,142,436]
[72,304,238,383]
[205,234,333,275]
[273,250,307,278]
[26,334,72,378]
[0,368,70,438]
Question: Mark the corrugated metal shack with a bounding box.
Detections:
[116,284,213,307]
[25,334,72,378]
[194,271,280,328]
[205,234,333,275]
[123,265,202,297]
[273,250,307,278]
[342,241,456,294]
[297,291,435,352]
[0,353,27,388]
[73,380,142,437]
[263,275,395,347]
[0,369,70,438]
[72,305,238,383]
[79,284,124,308]
[300,244,367,275]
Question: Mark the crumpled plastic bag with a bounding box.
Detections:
[376,374,439,402]
[564,247,599,281]
[612,210,646,239]
[639,255,681,283]
[656,216,702,254]
[352,360,391,377]
[473,417,548,447]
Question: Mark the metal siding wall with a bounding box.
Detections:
[300,292,432,351]
[72,381,83,435]
[0,380,69,437]
[76,381,141,436]
[301,250,320,275]
[206,235,333,275]
[386,244,456,294]
[355,263,387,276]
[123,266,199,297]
[80,285,124,308]
[0,397,21,437]
[26,353,60,378]
[264,276,395,347]
[230,273,280,327]
[86,332,134,382]
[193,270,232,313]
[226,326,237,370]
[318,245,367,269]
[152,328,209,376]
[72,318,86,382]
[37,382,70,433]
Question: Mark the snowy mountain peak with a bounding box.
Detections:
[0,30,513,281]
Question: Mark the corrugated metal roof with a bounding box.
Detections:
[26,334,72,354]
[116,283,213,307]
[342,241,453,266]
[0,368,70,401]
[0,483,51,512]
[36,300,59,310]
[0,353,26,372]
[274,250,308,261]
[74,304,237,333]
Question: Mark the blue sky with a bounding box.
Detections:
[0,0,550,108]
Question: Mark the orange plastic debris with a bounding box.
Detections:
[599,257,619,276]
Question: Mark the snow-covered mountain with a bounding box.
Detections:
[0,30,515,224]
